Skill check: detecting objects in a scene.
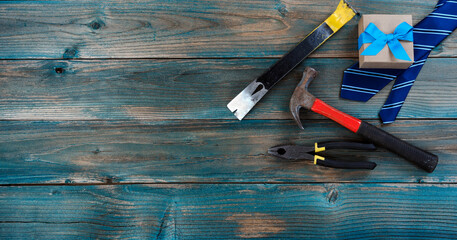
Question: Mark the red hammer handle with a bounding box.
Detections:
[311,99,361,133]
[311,98,438,173]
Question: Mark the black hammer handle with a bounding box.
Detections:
[357,121,438,173]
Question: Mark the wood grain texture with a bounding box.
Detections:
[1,183,457,239]
[0,58,456,121]
[0,0,454,59]
[1,0,456,238]
[1,120,454,184]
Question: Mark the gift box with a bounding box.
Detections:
[358,15,414,69]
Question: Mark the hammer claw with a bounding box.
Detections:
[289,67,318,129]
[291,106,305,130]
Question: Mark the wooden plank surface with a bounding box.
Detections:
[1,119,454,184]
[0,0,455,59]
[1,183,457,239]
[0,58,456,121]
[1,0,456,238]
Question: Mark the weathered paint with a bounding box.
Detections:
[0,0,454,59]
[1,184,457,239]
[0,0,456,239]
[0,119,453,184]
[0,58,455,120]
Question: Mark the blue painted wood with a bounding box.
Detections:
[0,58,455,120]
[0,0,455,239]
[1,184,457,239]
[0,0,454,59]
[0,120,453,184]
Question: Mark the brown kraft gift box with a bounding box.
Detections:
[359,15,414,69]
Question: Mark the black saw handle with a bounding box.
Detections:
[356,121,438,173]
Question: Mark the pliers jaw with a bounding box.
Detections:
[268,145,315,161]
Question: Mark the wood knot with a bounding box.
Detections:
[89,20,104,30]
[63,48,78,59]
[102,176,117,184]
[326,188,339,204]
[275,2,288,17]
[50,190,61,195]
[92,148,101,154]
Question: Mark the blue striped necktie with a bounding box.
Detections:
[341,0,457,124]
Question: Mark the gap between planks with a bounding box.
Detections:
[2,181,455,187]
[0,56,454,61]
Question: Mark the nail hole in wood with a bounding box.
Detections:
[55,67,64,74]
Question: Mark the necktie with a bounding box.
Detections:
[341,0,457,124]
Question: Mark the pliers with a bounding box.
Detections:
[268,141,377,170]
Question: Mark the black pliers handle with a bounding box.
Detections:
[268,141,377,170]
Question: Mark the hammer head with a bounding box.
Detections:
[290,67,318,130]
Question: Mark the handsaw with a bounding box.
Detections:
[227,0,358,120]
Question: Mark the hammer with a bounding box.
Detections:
[290,67,438,173]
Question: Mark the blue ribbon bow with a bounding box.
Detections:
[358,22,414,61]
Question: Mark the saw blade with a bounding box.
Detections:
[227,0,358,120]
